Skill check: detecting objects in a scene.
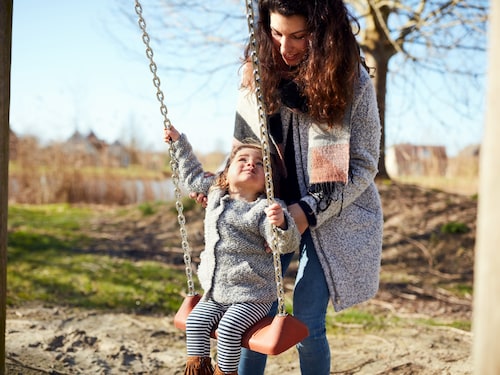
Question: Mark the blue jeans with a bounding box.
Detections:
[238,230,331,375]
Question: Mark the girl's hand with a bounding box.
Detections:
[265,202,286,229]
[163,126,180,143]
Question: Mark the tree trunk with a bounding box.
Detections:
[363,51,390,180]
[0,0,13,372]
[472,0,500,373]
[359,5,397,180]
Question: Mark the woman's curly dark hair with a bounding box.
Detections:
[244,0,363,127]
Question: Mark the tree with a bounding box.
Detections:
[472,0,500,372]
[0,1,13,372]
[123,0,488,179]
[351,0,488,178]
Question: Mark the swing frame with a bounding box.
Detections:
[134,0,309,356]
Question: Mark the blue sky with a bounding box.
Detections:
[10,1,485,156]
[10,0,242,154]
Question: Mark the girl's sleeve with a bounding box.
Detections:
[170,133,215,194]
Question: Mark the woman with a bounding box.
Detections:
[234,0,384,374]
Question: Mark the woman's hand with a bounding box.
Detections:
[189,191,208,208]
[287,203,309,234]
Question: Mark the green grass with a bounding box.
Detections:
[440,221,470,234]
[325,306,471,333]
[326,308,392,332]
[7,204,186,314]
[8,204,93,233]
[413,317,471,331]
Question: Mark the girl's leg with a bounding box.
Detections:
[238,252,295,375]
[186,300,225,357]
[216,302,272,373]
[293,229,331,375]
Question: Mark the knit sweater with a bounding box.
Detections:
[171,134,301,304]
[234,67,383,311]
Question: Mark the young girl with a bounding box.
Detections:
[164,126,301,375]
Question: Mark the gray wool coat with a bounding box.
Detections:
[235,67,383,311]
[171,134,301,304]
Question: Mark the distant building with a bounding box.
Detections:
[386,144,448,177]
[107,141,131,168]
[86,131,107,152]
[447,144,480,178]
[64,131,101,165]
[63,131,133,168]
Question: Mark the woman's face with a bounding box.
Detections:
[269,12,309,67]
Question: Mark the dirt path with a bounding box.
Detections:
[6,303,472,375]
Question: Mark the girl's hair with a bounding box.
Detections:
[212,142,264,192]
[244,0,363,127]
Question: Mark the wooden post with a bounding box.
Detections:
[0,0,13,372]
[472,1,500,374]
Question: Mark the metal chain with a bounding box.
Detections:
[245,0,287,316]
[134,0,287,313]
[134,0,197,297]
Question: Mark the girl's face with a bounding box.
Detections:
[270,12,309,67]
[226,147,265,197]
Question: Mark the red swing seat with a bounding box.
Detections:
[174,294,309,355]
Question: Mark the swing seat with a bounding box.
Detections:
[173,294,204,331]
[173,294,309,355]
[240,314,309,355]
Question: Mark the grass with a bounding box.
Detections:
[326,306,471,333]
[7,204,187,314]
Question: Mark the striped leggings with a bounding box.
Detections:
[185,299,272,373]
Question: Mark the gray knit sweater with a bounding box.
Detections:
[235,67,383,311]
[171,134,301,304]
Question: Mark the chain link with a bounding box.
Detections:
[134,0,197,297]
[134,0,287,313]
[245,0,287,316]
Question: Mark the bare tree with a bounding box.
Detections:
[124,1,246,91]
[123,0,488,179]
[351,0,488,177]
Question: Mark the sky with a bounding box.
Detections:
[10,0,242,154]
[10,0,486,157]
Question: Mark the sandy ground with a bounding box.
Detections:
[6,300,473,375]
